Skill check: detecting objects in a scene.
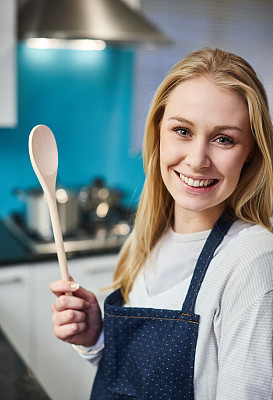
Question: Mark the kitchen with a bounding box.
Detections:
[1,0,273,399]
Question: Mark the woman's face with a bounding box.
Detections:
[160,76,253,232]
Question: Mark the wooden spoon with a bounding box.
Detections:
[29,125,70,283]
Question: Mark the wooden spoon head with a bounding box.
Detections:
[29,125,58,176]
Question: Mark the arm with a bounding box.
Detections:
[216,291,273,399]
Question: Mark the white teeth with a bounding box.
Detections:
[193,180,200,187]
[179,174,214,188]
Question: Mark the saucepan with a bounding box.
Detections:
[14,186,80,240]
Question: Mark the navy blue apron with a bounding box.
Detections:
[91,214,233,399]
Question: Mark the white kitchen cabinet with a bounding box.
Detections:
[33,255,117,400]
[0,254,118,400]
[0,265,35,365]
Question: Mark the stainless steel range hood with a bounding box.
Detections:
[18,0,170,46]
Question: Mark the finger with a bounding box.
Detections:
[53,294,90,312]
[50,280,80,297]
[52,308,87,327]
[54,322,86,341]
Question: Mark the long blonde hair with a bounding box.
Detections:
[113,47,273,302]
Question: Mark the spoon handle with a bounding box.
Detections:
[47,195,70,281]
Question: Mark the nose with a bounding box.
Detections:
[185,138,211,170]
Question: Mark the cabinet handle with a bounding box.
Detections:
[0,276,23,285]
[84,265,114,275]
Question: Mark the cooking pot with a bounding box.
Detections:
[78,177,124,216]
[14,187,80,240]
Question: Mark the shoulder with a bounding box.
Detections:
[226,222,273,272]
[225,220,272,277]
[200,221,273,317]
[222,218,272,247]
[218,220,273,267]
[214,222,273,318]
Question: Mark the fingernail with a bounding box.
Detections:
[70,282,80,290]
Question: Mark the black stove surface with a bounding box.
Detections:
[0,208,134,266]
[4,213,131,255]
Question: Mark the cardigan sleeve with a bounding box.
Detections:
[216,291,273,399]
[72,328,104,366]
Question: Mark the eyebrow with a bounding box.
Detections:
[168,116,194,126]
[215,125,244,133]
[168,116,244,133]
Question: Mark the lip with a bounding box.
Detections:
[176,171,217,181]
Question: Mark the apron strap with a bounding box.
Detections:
[182,214,234,314]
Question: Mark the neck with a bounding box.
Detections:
[173,205,226,234]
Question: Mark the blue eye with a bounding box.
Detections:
[215,136,234,145]
[173,127,190,137]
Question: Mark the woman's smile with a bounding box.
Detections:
[175,171,218,189]
[159,76,253,232]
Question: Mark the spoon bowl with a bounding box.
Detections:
[30,125,58,176]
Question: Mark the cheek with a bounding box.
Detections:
[159,139,170,170]
[217,151,249,182]
[160,138,183,168]
[159,140,175,186]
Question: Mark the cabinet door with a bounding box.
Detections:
[0,265,34,365]
[33,254,118,400]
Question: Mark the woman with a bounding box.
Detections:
[50,48,273,399]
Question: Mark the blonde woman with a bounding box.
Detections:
[50,48,273,399]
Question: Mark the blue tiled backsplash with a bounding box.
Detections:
[0,44,144,217]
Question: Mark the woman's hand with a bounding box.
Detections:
[50,279,103,347]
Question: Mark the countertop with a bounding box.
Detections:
[0,327,50,399]
[0,220,42,266]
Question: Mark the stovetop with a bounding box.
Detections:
[4,211,133,256]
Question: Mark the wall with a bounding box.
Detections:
[0,44,144,217]
[132,0,273,151]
